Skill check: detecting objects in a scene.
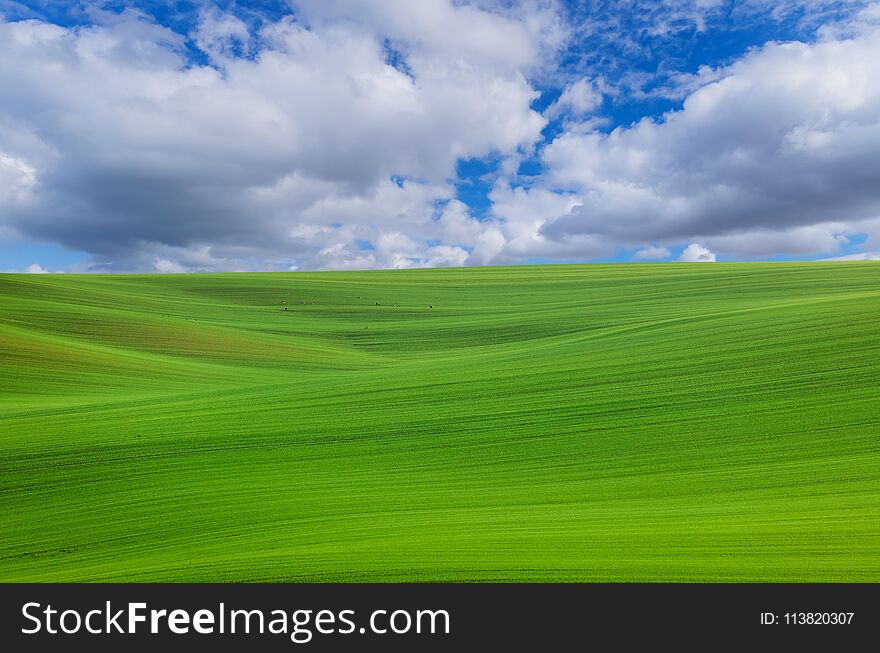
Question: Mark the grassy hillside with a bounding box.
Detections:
[1,263,878,582]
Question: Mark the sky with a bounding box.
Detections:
[2,0,880,272]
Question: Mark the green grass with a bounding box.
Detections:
[1,263,878,582]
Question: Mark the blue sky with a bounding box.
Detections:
[1,0,880,271]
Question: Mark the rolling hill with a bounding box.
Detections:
[1,263,878,581]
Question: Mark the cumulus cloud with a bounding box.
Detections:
[2,1,880,271]
[0,2,556,271]
[0,262,60,274]
[545,78,605,118]
[557,1,878,114]
[485,183,607,262]
[153,258,187,274]
[702,223,852,259]
[193,6,251,64]
[0,152,36,206]
[294,0,567,74]
[633,245,671,260]
[678,243,716,262]
[538,21,880,259]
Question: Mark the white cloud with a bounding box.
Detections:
[538,22,880,259]
[1,262,64,273]
[481,183,604,264]
[295,0,567,74]
[703,223,851,258]
[546,77,604,118]
[678,243,716,262]
[193,7,251,64]
[633,245,671,260]
[821,251,880,260]
[153,258,187,274]
[2,2,880,270]
[0,4,556,271]
[0,152,36,207]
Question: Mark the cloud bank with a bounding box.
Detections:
[1,1,879,271]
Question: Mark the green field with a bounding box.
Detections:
[1,263,878,582]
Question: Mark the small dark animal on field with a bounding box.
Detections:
[283,308,288,311]
[281,300,286,304]
[376,302,380,306]
[429,305,433,309]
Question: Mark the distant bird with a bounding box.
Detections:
[357,296,360,299]
[376,302,380,306]
[429,305,433,309]
[281,300,286,304]
[283,307,288,311]
[301,301,305,305]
